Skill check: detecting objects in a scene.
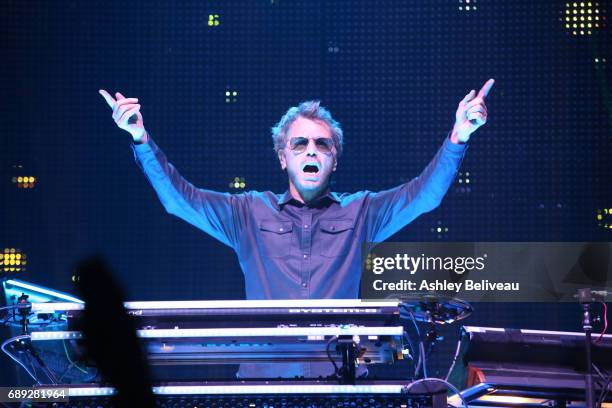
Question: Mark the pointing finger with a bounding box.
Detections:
[115,92,127,100]
[477,78,495,99]
[99,89,116,109]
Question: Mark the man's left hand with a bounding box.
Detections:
[450,78,495,144]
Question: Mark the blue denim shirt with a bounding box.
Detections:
[132,135,467,301]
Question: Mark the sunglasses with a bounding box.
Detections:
[288,137,334,154]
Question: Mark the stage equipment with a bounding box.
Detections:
[448,325,612,407]
[2,296,473,407]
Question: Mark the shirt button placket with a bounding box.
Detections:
[300,213,313,295]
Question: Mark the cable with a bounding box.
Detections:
[445,334,463,382]
[407,310,428,379]
[595,302,608,344]
[400,305,423,377]
[419,342,428,379]
[1,335,41,385]
[62,340,87,374]
[405,377,469,408]
[26,352,37,379]
[58,360,79,383]
[325,335,339,376]
[597,373,612,407]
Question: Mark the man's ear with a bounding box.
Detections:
[278,150,287,170]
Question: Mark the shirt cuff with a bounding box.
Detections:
[443,133,468,154]
[131,135,157,157]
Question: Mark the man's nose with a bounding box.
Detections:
[305,139,317,156]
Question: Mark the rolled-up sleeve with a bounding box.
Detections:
[365,136,467,243]
[132,137,248,249]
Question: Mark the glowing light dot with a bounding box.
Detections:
[232,91,237,96]
[437,227,442,232]
[465,179,470,184]
[234,183,240,188]
[598,214,603,220]
[17,177,23,183]
[225,91,230,96]
[466,5,470,10]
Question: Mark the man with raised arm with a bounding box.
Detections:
[99,80,493,302]
[99,82,493,378]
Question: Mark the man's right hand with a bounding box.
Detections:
[99,89,148,143]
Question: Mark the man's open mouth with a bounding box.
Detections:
[302,163,320,174]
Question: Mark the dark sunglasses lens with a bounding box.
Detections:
[316,138,333,152]
[290,138,308,152]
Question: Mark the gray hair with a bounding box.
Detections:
[271,101,343,156]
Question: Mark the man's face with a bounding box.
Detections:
[278,116,337,200]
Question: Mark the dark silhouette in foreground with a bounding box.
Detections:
[75,256,154,407]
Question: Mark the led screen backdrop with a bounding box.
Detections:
[1,0,610,380]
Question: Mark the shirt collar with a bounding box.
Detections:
[277,189,341,207]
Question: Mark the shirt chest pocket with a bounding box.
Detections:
[318,219,355,258]
[259,220,294,258]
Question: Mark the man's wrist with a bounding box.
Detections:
[133,130,149,145]
[450,129,469,144]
